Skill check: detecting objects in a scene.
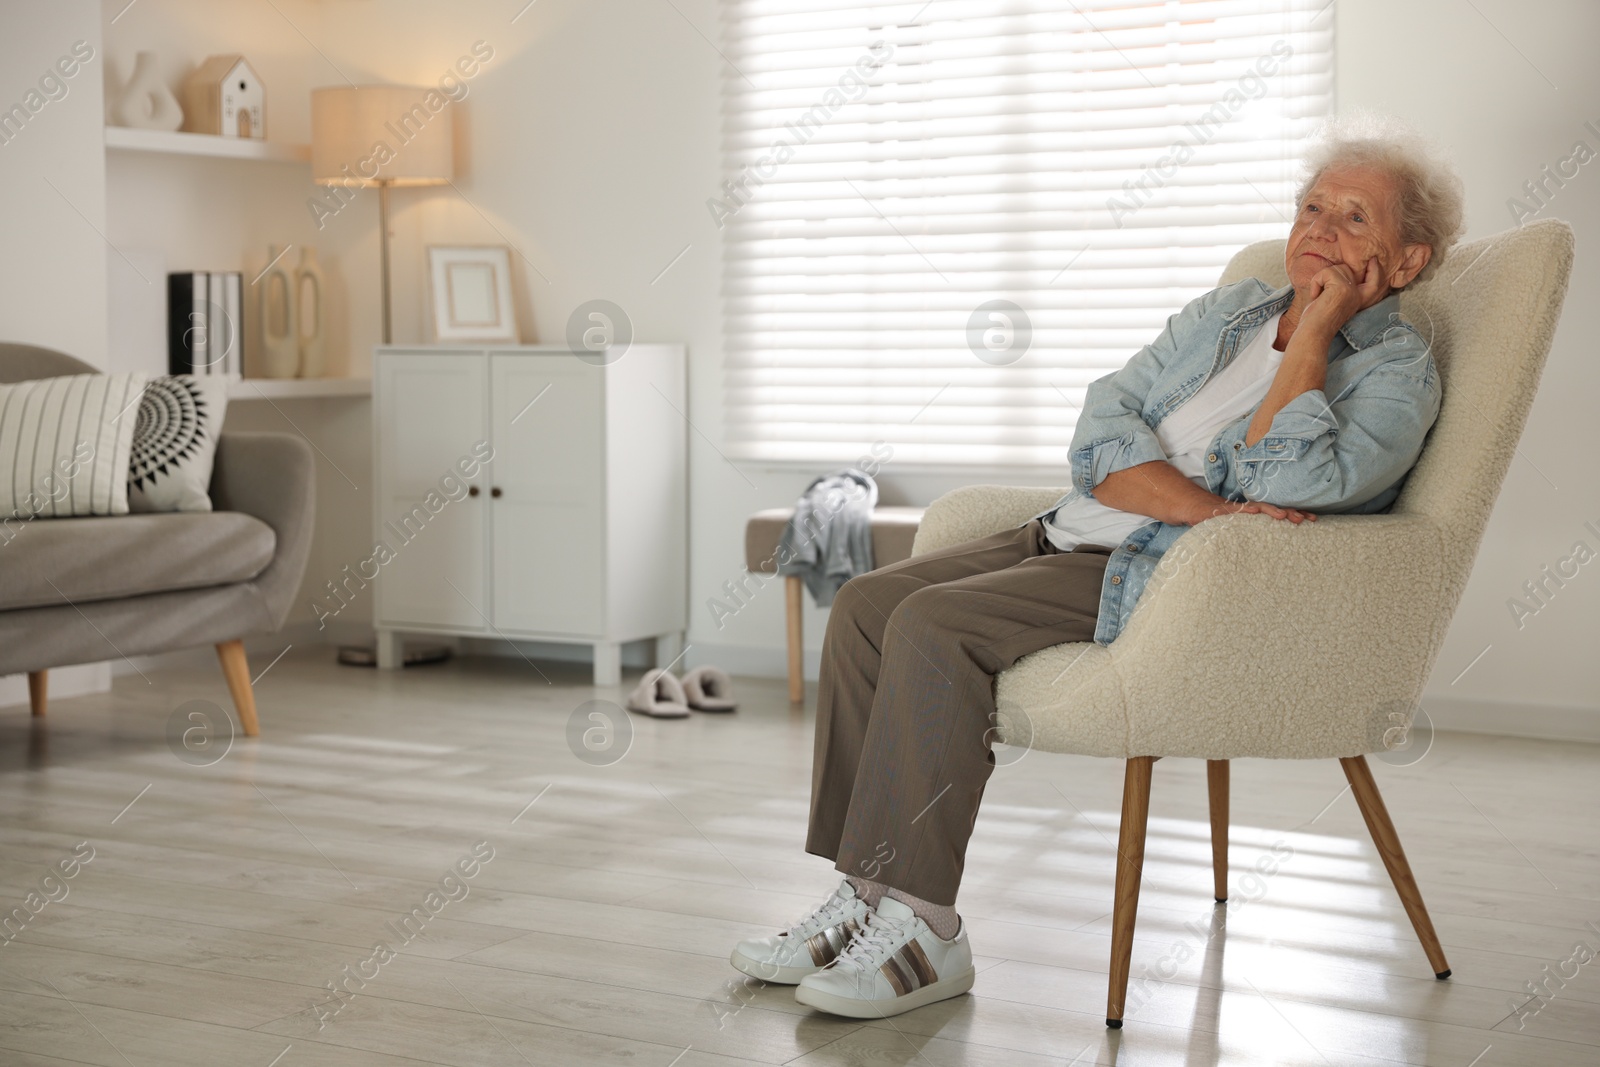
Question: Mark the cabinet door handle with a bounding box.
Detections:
[491,487,503,498]
[468,485,480,497]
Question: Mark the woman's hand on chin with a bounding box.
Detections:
[1301,255,1388,334]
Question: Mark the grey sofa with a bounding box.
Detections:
[0,344,315,735]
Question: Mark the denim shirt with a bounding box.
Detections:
[1027,277,1441,646]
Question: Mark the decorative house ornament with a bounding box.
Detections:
[112,51,184,131]
[182,55,265,139]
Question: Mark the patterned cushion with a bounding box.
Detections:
[128,375,229,512]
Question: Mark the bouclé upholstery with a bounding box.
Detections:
[911,220,1575,760]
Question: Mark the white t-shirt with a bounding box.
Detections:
[1043,312,1286,551]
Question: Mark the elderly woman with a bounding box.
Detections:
[731,117,1466,1019]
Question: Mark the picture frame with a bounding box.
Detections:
[427,245,518,343]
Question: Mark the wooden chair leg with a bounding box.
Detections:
[1340,755,1450,979]
[28,671,47,718]
[1207,759,1229,903]
[784,575,805,704]
[215,640,260,738]
[1107,755,1156,1028]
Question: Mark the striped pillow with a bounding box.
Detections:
[0,373,149,518]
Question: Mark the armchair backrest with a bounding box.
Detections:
[1219,218,1574,626]
[0,343,98,383]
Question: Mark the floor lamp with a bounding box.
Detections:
[311,86,454,344]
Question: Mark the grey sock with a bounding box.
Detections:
[887,887,961,940]
[845,876,887,907]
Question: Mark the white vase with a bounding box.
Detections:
[295,247,327,378]
[259,245,299,378]
[113,52,184,132]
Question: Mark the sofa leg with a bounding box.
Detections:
[1340,755,1450,979]
[1106,755,1155,1028]
[1207,759,1229,903]
[28,671,47,718]
[785,575,805,705]
[215,641,260,738]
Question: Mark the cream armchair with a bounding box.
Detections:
[910,219,1575,1027]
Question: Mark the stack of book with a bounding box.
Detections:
[167,272,243,379]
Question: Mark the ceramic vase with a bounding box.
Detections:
[259,245,299,378]
[295,247,327,378]
[112,52,184,132]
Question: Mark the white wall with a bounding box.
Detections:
[0,0,112,708]
[1337,0,1600,736]
[0,1,107,362]
[99,0,373,646]
[98,0,744,653]
[80,0,1598,735]
[694,0,1600,739]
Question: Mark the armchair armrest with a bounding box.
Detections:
[1107,511,1450,758]
[913,485,1068,556]
[209,432,316,630]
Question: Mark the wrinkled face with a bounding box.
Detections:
[1285,164,1427,301]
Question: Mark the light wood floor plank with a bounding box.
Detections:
[1,649,1595,1067]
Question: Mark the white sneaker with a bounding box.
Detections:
[794,896,975,1018]
[729,879,874,985]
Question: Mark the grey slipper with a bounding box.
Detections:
[681,665,737,713]
[626,668,691,718]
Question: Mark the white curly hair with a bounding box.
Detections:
[1295,112,1466,287]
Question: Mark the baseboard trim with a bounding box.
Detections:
[1422,695,1600,744]
[104,629,1599,745]
[112,620,375,678]
[0,662,111,710]
[114,623,668,677]
[458,635,659,669]
[681,640,823,682]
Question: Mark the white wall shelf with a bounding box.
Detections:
[229,377,371,400]
[104,126,310,163]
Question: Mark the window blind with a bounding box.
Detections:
[717,0,1333,467]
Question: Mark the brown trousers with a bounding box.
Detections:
[805,518,1112,906]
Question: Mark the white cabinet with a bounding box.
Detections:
[372,345,687,685]
[373,355,488,631]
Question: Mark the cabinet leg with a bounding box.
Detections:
[593,642,622,687]
[375,630,404,670]
[28,671,47,718]
[655,631,685,672]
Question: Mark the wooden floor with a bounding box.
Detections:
[1,650,1597,1067]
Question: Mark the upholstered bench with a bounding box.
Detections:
[744,506,924,703]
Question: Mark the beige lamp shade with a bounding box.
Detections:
[311,85,454,187]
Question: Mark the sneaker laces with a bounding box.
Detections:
[785,891,855,938]
[829,908,911,972]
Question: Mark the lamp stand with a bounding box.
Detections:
[378,180,393,345]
